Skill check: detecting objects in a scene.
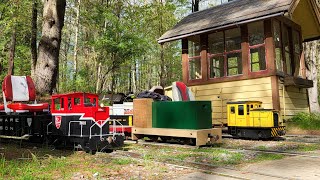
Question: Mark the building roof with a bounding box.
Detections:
[158,0,293,43]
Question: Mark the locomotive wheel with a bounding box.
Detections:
[160,136,170,143]
[149,136,158,142]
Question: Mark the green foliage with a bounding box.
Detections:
[252,153,284,162]
[111,157,136,165]
[289,112,320,130]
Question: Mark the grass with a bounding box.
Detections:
[1,140,319,179]
[0,154,69,179]
[251,153,285,162]
[111,157,136,165]
[289,112,320,130]
[292,144,320,152]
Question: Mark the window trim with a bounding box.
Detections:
[208,28,242,79]
[248,21,267,74]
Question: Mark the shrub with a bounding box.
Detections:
[289,112,320,130]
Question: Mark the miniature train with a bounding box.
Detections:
[227,101,285,139]
[0,75,125,154]
[108,83,286,140]
[0,75,285,153]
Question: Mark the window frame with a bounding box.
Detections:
[248,21,267,73]
[272,18,302,76]
[208,28,242,79]
[187,36,202,81]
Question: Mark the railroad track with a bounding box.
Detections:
[222,134,320,145]
[125,140,320,158]
[114,149,299,180]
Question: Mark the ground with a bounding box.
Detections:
[1,135,320,179]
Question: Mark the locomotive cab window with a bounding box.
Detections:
[74,98,81,106]
[247,105,250,115]
[238,105,244,115]
[54,98,64,110]
[230,106,235,114]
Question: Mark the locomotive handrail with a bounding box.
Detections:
[47,122,52,135]
[89,119,125,139]
[109,118,125,139]
[68,121,85,137]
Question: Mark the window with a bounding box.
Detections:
[248,21,266,72]
[227,53,242,75]
[208,28,242,78]
[68,98,72,110]
[283,25,293,75]
[247,105,250,115]
[230,106,235,114]
[273,20,283,72]
[293,30,301,76]
[238,105,244,115]
[208,32,224,78]
[188,36,201,80]
[54,98,64,110]
[74,98,81,105]
[226,28,242,76]
[210,56,224,78]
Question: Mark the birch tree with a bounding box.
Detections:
[34,0,66,94]
[304,40,320,113]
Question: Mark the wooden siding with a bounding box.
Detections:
[278,80,309,120]
[190,77,273,125]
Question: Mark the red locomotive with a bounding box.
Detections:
[0,75,125,154]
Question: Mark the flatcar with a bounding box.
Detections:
[227,101,285,139]
[0,75,125,154]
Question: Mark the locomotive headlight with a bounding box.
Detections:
[100,103,104,107]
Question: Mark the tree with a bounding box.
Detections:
[31,0,38,78]
[34,0,66,94]
[304,40,320,113]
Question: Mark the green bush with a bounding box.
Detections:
[290,112,320,130]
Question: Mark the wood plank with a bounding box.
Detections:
[190,77,271,90]
[195,83,272,95]
[271,76,280,110]
[133,99,153,128]
[279,85,308,93]
[279,98,309,106]
[131,127,222,145]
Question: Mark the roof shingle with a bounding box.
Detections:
[158,0,293,43]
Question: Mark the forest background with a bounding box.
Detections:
[0,0,319,111]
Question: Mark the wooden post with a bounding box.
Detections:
[241,25,249,77]
[182,39,189,84]
[271,76,280,111]
[200,34,208,81]
[264,19,276,73]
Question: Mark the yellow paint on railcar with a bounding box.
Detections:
[227,101,281,128]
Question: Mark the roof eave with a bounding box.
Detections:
[158,11,286,44]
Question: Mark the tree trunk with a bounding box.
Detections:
[34,0,66,94]
[192,0,200,12]
[95,62,102,94]
[73,0,81,84]
[159,44,165,87]
[31,0,37,78]
[304,40,320,113]
[8,30,16,75]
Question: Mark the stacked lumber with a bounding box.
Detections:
[133,98,153,128]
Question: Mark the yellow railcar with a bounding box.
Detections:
[227,101,285,139]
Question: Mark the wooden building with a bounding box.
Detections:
[159,0,320,125]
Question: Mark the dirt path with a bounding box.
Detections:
[179,151,320,180]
